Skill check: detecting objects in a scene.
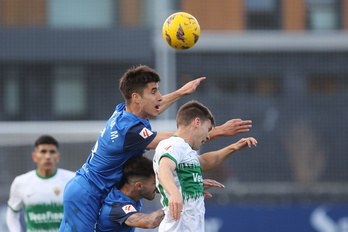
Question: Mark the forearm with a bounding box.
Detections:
[6,209,21,232]
[159,77,206,114]
[199,145,236,172]
[208,125,224,141]
[126,209,164,229]
[159,91,183,114]
[208,119,253,140]
[199,137,257,172]
[158,169,180,196]
[147,132,175,149]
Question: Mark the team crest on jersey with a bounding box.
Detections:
[139,127,153,138]
[53,188,61,196]
[122,204,137,214]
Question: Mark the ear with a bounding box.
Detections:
[131,93,141,104]
[134,181,142,190]
[193,117,201,128]
[31,151,38,163]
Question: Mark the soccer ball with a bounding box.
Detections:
[162,12,200,50]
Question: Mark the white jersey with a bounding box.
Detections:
[7,168,75,232]
[153,136,205,232]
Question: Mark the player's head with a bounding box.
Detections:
[176,100,215,150]
[119,65,161,103]
[32,135,61,176]
[35,135,59,148]
[123,156,157,200]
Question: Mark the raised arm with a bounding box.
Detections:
[124,208,165,229]
[159,77,206,114]
[146,131,175,149]
[203,179,225,198]
[208,119,253,141]
[199,137,257,172]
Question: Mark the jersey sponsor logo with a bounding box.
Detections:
[28,211,64,223]
[122,204,137,214]
[192,173,203,182]
[139,127,153,139]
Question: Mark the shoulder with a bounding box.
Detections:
[11,170,36,186]
[158,136,187,150]
[57,168,75,179]
[105,188,131,204]
[13,170,36,181]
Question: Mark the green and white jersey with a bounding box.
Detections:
[7,168,75,232]
[153,136,205,232]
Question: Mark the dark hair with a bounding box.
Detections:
[176,100,215,128]
[119,65,161,102]
[34,135,59,148]
[123,156,154,183]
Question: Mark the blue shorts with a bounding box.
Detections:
[59,175,104,232]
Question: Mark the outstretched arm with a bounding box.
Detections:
[209,119,252,141]
[199,137,257,172]
[159,77,206,114]
[146,131,174,149]
[124,208,165,229]
[203,179,225,198]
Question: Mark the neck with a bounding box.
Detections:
[120,184,141,202]
[37,168,56,178]
[175,127,195,147]
[125,103,148,119]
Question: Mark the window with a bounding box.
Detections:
[308,75,338,95]
[53,66,86,119]
[48,0,116,28]
[306,0,338,30]
[4,67,20,116]
[245,0,279,30]
[247,76,280,96]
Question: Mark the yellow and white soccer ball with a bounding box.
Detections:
[162,12,201,50]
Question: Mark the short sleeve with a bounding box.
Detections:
[109,202,139,225]
[124,124,157,151]
[7,177,23,212]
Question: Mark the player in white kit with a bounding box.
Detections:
[6,135,75,232]
[153,101,257,232]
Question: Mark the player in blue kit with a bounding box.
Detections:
[59,65,253,231]
[96,156,163,232]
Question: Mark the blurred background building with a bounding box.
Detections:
[0,0,347,231]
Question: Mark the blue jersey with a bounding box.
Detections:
[77,102,157,196]
[96,188,142,232]
[60,103,157,232]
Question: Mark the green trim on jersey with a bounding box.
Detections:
[160,153,178,166]
[7,204,21,213]
[36,169,58,179]
[156,153,204,206]
[156,153,176,207]
[157,182,169,206]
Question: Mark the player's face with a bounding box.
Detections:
[32,144,60,177]
[138,82,162,119]
[140,175,157,201]
[193,119,212,150]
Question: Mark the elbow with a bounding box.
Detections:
[142,222,160,229]
[148,224,158,229]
